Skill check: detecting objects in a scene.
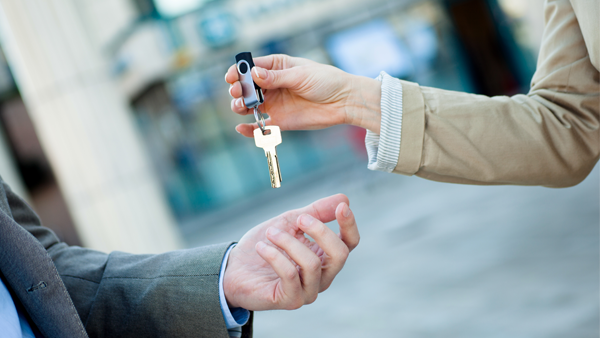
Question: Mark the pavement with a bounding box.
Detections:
[186,161,599,338]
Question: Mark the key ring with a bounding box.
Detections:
[254,106,267,134]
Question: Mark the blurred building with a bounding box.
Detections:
[0,0,539,250]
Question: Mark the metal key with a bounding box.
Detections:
[254,126,283,188]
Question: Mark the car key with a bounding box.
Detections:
[254,126,283,189]
[237,52,284,188]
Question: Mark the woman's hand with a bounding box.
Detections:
[225,54,381,136]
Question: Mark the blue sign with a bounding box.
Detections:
[198,8,237,48]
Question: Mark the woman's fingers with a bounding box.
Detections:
[226,54,312,87]
[251,67,302,90]
[266,227,321,305]
[235,118,273,138]
[296,213,350,292]
[255,241,303,309]
[253,54,313,70]
[225,64,239,84]
[234,123,254,138]
[226,65,248,115]
[230,97,249,115]
[229,81,242,98]
[335,202,360,252]
[253,54,291,71]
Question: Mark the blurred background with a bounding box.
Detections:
[0,0,597,336]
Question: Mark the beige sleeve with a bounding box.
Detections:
[394,0,599,187]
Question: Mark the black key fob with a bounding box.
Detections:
[235,52,264,109]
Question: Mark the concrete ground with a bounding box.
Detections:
[186,162,599,338]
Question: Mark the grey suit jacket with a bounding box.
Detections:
[0,176,253,337]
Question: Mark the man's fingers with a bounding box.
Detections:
[266,227,321,304]
[336,202,360,252]
[297,214,349,292]
[288,194,350,225]
[255,241,303,309]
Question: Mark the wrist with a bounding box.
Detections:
[344,76,381,134]
[223,247,240,309]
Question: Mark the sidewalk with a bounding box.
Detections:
[187,163,599,338]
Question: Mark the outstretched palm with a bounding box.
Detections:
[223,194,359,311]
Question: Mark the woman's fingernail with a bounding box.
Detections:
[235,126,241,134]
[228,85,233,96]
[236,98,244,108]
[257,241,267,249]
[253,67,267,79]
[298,214,314,228]
[224,73,228,82]
[343,204,351,217]
[267,227,281,236]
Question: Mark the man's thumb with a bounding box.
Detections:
[252,66,298,90]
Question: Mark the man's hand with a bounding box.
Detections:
[223,194,360,311]
[225,54,382,136]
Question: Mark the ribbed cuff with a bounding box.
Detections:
[366,71,403,173]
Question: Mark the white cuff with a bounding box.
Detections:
[366,71,404,173]
[219,244,250,330]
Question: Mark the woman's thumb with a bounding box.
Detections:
[252,66,298,90]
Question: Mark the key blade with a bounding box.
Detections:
[253,125,283,188]
[266,151,282,188]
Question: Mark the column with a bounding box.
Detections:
[0,119,27,199]
[0,0,183,253]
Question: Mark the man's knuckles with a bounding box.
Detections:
[304,255,322,273]
[282,265,299,282]
[331,245,350,263]
[304,292,318,305]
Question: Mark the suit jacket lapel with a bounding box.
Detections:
[0,209,88,337]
